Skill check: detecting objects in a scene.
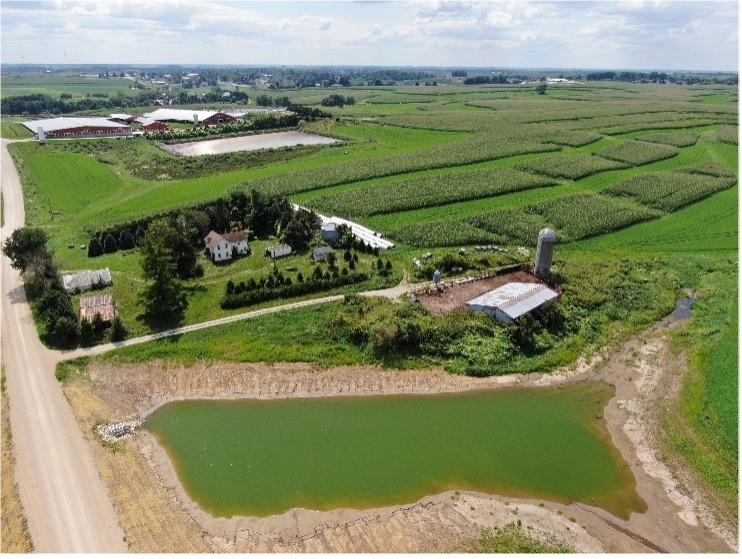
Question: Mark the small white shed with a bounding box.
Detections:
[267,244,292,259]
[466,282,558,323]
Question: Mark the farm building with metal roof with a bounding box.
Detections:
[22,117,131,138]
[143,108,237,125]
[466,282,559,323]
[62,268,113,294]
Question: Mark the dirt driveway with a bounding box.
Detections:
[415,269,551,314]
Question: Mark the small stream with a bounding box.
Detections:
[665,295,697,326]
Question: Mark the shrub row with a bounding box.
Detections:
[220,272,370,310]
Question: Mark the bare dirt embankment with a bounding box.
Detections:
[62,322,737,553]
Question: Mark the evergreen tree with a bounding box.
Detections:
[87,237,103,257]
[139,218,187,318]
[103,233,118,254]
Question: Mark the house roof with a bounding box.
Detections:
[223,231,248,243]
[466,282,558,320]
[204,230,226,249]
[22,117,129,134]
[312,245,333,255]
[62,268,112,293]
[135,117,162,127]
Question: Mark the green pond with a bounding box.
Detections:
[145,382,645,519]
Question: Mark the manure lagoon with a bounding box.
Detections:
[161,130,338,156]
[145,382,645,519]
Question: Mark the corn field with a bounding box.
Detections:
[593,140,679,166]
[515,154,628,180]
[602,171,737,212]
[525,193,660,240]
[307,168,556,217]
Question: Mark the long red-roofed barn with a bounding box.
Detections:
[22,117,131,138]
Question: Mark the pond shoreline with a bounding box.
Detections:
[69,321,736,552]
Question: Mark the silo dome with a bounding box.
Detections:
[538,227,557,241]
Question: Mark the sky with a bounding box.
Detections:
[1,0,738,71]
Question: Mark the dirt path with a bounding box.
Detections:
[62,321,736,553]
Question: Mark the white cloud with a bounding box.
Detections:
[0,0,737,69]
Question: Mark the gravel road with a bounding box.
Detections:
[1,139,126,552]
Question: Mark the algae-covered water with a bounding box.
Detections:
[145,382,645,519]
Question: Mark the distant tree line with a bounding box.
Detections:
[0,92,162,116]
[321,94,355,108]
[463,74,531,85]
[585,71,738,85]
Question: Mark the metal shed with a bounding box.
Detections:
[62,268,113,293]
[466,282,558,323]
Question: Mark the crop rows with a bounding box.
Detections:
[386,219,496,247]
[636,132,699,147]
[536,130,603,147]
[593,140,678,166]
[464,208,550,246]
[565,108,737,131]
[601,171,737,212]
[525,193,660,241]
[386,191,661,247]
[597,118,735,136]
[677,162,737,178]
[236,136,559,197]
[515,154,628,180]
[307,168,557,217]
[716,126,738,145]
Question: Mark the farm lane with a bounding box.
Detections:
[1,139,127,552]
[62,294,347,359]
[61,276,433,361]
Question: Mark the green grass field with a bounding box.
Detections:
[0,73,142,99]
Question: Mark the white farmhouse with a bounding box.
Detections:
[204,230,249,262]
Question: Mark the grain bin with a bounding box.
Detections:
[534,228,556,277]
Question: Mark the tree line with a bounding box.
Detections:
[585,71,737,85]
[88,189,322,264]
[2,228,127,346]
[1,92,162,116]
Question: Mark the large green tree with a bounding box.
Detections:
[2,227,49,273]
[139,219,187,318]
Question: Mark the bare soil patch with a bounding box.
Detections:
[62,321,736,553]
[415,269,550,314]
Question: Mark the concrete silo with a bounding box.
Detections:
[534,228,556,277]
